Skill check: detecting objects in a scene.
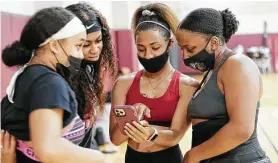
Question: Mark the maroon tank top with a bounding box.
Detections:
[126,70,180,127]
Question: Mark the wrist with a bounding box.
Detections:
[147,127,158,142]
[189,147,201,162]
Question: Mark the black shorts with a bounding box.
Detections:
[125,144,183,163]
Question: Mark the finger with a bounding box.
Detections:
[125,123,147,140]
[1,130,4,148]
[10,135,16,150]
[4,131,10,149]
[125,127,145,143]
[132,121,148,135]
[140,120,149,127]
[124,130,139,143]
[144,107,151,118]
[136,106,144,121]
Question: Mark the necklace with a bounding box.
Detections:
[146,69,174,96]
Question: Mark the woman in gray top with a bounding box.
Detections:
[176,8,270,163]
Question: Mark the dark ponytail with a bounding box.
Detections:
[220,8,239,42]
[2,41,32,67]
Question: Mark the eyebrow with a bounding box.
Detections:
[179,44,195,49]
[85,34,102,43]
[79,38,86,42]
[137,42,160,46]
[96,35,102,40]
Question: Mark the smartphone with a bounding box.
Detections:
[113,105,138,135]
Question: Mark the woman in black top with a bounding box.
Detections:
[1,7,105,163]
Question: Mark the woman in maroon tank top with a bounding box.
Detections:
[109,3,199,163]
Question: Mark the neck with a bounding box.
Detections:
[213,46,230,70]
[29,51,57,71]
[144,61,173,79]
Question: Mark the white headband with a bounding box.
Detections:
[6,17,86,103]
[136,20,171,34]
[39,17,86,47]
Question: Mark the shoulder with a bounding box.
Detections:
[179,73,199,88]
[112,71,138,91]
[220,54,260,78]
[177,72,199,96]
[26,65,69,91]
[114,71,137,86]
[219,54,261,87]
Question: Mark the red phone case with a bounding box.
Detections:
[113,105,138,135]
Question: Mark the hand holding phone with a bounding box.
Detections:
[113,105,138,135]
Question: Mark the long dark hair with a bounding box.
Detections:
[66,2,117,122]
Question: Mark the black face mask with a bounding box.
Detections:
[183,38,215,72]
[138,43,170,73]
[55,42,83,81]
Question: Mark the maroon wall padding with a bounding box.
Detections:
[227,33,278,72]
[1,12,30,98]
[114,30,138,72]
[268,34,278,72]
[227,34,263,51]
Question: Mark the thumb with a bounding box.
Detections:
[136,106,144,121]
[140,120,149,127]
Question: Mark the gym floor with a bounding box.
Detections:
[105,73,278,163]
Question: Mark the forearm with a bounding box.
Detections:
[190,122,252,161]
[153,125,189,147]
[110,124,129,146]
[37,138,105,163]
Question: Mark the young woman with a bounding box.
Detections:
[109,3,198,163]
[1,7,105,163]
[176,8,270,163]
[66,2,117,149]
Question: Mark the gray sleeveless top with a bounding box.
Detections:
[188,53,260,119]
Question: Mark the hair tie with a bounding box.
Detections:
[142,10,156,16]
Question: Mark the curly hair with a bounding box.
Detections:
[66,3,117,122]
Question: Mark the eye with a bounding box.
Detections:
[137,49,144,52]
[152,47,160,51]
[187,49,193,53]
[96,39,102,43]
[83,42,90,47]
[185,47,194,53]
